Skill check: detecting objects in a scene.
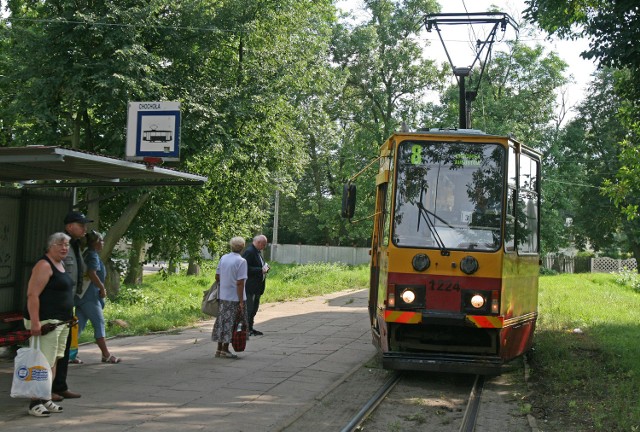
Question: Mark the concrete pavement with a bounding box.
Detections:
[0,289,374,431]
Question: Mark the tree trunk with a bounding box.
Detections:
[168,259,179,274]
[631,242,640,274]
[124,237,145,285]
[187,257,200,276]
[100,193,151,295]
[104,259,121,300]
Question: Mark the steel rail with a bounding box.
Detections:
[340,372,402,432]
[459,374,485,432]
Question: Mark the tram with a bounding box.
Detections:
[142,129,173,143]
[343,129,540,374]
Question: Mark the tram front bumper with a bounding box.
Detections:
[382,352,504,375]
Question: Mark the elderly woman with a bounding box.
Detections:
[23,232,75,417]
[74,230,120,364]
[211,236,248,359]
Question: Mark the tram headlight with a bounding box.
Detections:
[412,253,431,272]
[463,291,491,314]
[394,284,426,309]
[470,294,485,309]
[401,289,416,304]
[460,256,479,275]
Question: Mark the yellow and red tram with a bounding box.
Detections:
[343,129,541,374]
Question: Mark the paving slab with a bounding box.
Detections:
[0,289,374,432]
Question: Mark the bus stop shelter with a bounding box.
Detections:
[0,146,207,329]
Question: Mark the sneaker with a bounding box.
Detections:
[28,403,51,417]
[42,400,63,413]
[250,329,263,336]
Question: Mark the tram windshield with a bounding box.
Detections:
[393,141,505,252]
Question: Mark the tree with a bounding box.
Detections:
[545,70,624,254]
[0,0,339,285]
[525,1,640,267]
[274,0,444,246]
[524,1,640,72]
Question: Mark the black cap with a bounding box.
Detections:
[64,211,94,225]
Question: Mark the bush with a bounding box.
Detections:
[614,267,640,292]
[540,267,558,276]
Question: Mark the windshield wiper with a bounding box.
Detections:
[416,183,450,256]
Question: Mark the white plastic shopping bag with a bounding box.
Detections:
[10,337,52,399]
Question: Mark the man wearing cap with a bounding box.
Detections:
[51,211,93,401]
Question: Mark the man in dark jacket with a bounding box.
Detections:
[51,210,92,401]
[242,235,269,336]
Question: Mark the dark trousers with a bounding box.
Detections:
[246,292,261,330]
[52,331,70,393]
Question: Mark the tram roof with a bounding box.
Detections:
[386,128,540,155]
[0,146,207,187]
[400,128,510,138]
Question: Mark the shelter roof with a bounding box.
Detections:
[0,146,207,187]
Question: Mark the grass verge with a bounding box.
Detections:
[528,273,640,431]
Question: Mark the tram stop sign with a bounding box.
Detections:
[126,101,181,162]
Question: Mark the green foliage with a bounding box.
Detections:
[531,273,640,430]
[112,285,149,306]
[525,1,640,263]
[539,266,558,276]
[0,0,341,268]
[524,1,640,71]
[275,0,443,247]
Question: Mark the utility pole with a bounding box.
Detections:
[271,189,279,261]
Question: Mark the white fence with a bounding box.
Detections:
[267,244,370,266]
[591,257,637,273]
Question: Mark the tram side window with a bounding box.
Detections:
[381,151,394,247]
[383,180,393,246]
[505,188,516,251]
[517,154,539,253]
[504,147,517,251]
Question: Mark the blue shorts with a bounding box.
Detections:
[75,300,106,339]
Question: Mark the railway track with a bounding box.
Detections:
[280,355,532,432]
[340,373,485,432]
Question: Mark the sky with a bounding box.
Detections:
[336,0,597,121]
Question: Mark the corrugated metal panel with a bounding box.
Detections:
[0,190,22,316]
[0,188,71,315]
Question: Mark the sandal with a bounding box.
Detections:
[217,350,238,359]
[69,358,83,364]
[101,355,121,363]
[28,403,50,417]
[42,400,63,413]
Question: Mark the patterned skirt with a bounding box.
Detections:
[211,300,247,343]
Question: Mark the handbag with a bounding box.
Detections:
[201,281,220,317]
[231,312,248,352]
[10,336,53,399]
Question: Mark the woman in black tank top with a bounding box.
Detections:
[23,232,74,417]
